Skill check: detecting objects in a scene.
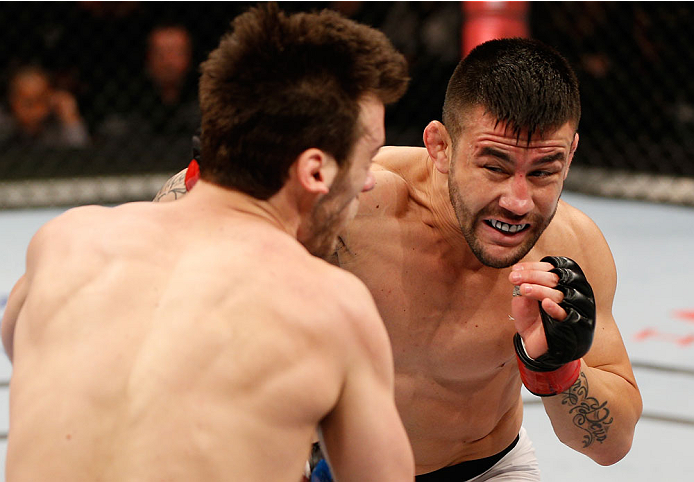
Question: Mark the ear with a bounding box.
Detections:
[294,148,338,195]
[563,132,579,180]
[423,121,452,174]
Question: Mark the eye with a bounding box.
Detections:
[484,165,505,174]
[529,170,557,178]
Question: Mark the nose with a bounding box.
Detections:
[498,174,534,215]
[362,170,375,192]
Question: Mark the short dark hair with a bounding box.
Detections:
[442,38,580,144]
[199,3,409,199]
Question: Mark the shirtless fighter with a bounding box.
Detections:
[331,38,643,480]
[160,38,643,481]
[1,4,414,482]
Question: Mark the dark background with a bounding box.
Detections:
[1,1,692,181]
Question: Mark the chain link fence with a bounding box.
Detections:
[1,2,693,208]
[533,1,694,205]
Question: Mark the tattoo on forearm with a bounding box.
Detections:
[561,371,614,448]
[153,170,187,201]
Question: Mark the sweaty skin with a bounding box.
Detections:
[1,192,411,482]
[147,106,641,476]
[334,108,641,474]
[1,98,414,482]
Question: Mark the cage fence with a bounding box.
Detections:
[0,1,692,209]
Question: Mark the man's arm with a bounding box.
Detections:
[1,212,60,361]
[319,280,414,482]
[510,210,642,465]
[1,275,28,361]
[153,168,188,202]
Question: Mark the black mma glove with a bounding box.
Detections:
[514,256,596,396]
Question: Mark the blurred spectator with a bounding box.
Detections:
[146,24,194,106]
[96,23,200,157]
[0,66,89,149]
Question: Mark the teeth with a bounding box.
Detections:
[490,220,527,233]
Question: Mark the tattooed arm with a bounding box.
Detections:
[153,168,188,202]
[538,205,642,465]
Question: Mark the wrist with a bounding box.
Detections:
[514,333,581,396]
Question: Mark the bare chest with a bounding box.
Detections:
[339,216,518,383]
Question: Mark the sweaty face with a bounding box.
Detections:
[301,96,384,258]
[448,107,577,268]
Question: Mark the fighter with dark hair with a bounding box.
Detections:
[328,38,642,480]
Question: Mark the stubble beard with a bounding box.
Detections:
[302,207,342,259]
[448,176,556,269]
[300,174,355,259]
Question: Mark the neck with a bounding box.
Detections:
[426,156,462,241]
[425,156,484,270]
[185,180,301,239]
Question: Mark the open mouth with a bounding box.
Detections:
[485,219,530,234]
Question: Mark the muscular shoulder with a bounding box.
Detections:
[539,199,616,284]
[21,205,111,280]
[304,260,392,363]
[306,259,380,321]
[357,146,430,218]
[550,201,608,251]
[29,202,166,262]
[40,203,161,239]
[30,205,110,248]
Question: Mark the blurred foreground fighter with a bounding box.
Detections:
[1,4,414,482]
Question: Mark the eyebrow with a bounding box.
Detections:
[479,147,565,165]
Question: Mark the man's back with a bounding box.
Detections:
[6,192,392,481]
